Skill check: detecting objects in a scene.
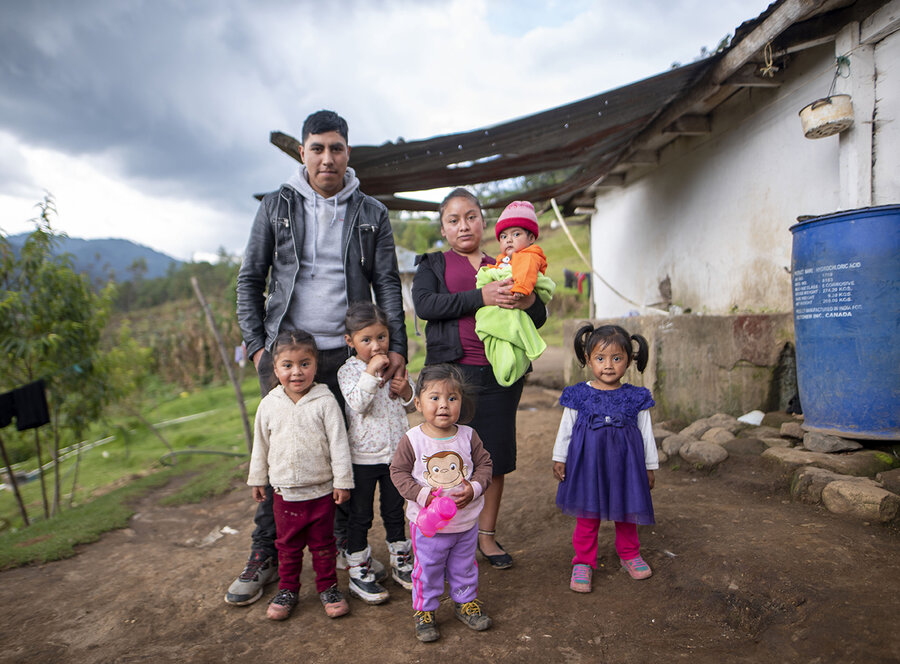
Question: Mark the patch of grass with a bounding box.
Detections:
[158,455,247,507]
[0,375,261,531]
[873,451,900,469]
[0,470,174,570]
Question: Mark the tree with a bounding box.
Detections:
[0,194,123,520]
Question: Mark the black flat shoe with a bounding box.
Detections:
[477,542,513,569]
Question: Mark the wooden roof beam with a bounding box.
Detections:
[617,0,837,166]
[711,0,847,85]
[723,63,784,87]
[770,0,888,55]
[663,115,711,136]
[592,173,626,188]
[620,150,659,165]
[861,0,900,44]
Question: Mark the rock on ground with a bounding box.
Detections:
[722,438,768,456]
[662,433,695,456]
[760,437,793,448]
[679,440,729,468]
[742,425,782,439]
[790,466,867,504]
[763,448,897,479]
[802,431,863,453]
[701,427,736,444]
[681,420,712,439]
[761,411,797,428]
[876,468,900,494]
[780,421,805,440]
[653,426,676,444]
[705,413,741,433]
[821,480,900,523]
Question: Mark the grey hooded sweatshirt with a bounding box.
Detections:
[282,166,360,350]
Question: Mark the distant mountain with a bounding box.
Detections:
[5,233,182,282]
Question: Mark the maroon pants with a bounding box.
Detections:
[273,492,337,593]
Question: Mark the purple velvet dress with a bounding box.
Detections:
[555,382,656,524]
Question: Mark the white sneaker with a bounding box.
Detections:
[388,539,413,590]
[346,546,390,605]
[338,540,386,579]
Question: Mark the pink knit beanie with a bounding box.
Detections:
[495,201,539,240]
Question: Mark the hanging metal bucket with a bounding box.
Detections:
[798,94,854,139]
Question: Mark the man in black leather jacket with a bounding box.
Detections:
[227,110,407,606]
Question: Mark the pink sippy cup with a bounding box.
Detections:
[415,488,458,537]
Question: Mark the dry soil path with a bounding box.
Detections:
[0,386,898,663]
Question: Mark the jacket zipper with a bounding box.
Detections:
[271,188,297,348]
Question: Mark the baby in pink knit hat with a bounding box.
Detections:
[493,200,548,299]
[473,201,556,386]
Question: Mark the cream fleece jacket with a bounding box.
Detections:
[247,383,354,500]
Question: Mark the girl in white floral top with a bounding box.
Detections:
[337,302,416,605]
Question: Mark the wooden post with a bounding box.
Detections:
[0,432,30,527]
[836,21,875,209]
[190,277,253,454]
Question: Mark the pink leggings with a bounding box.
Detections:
[572,517,640,567]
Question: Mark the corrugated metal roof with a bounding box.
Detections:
[268,0,865,210]
[270,59,712,209]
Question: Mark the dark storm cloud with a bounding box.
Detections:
[0,1,285,209]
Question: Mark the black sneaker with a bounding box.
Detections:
[320,585,350,618]
[225,551,278,605]
[415,610,440,642]
[454,599,492,631]
[266,588,298,621]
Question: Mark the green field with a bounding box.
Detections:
[0,377,260,566]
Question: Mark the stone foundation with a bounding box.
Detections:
[563,313,796,422]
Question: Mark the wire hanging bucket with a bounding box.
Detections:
[798,55,854,139]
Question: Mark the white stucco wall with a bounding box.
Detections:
[874,28,900,204]
[588,37,891,317]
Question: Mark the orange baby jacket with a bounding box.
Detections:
[493,244,548,296]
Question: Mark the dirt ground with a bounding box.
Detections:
[1,384,898,664]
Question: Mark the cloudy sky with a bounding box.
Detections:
[0,0,772,261]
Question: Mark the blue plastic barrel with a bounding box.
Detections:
[790,205,900,440]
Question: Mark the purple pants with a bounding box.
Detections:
[273,492,337,593]
[410,522,479,611]
[572,517,641,567]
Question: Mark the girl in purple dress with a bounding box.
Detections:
[552,324,658,593]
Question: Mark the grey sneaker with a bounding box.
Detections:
[224,552,278,605]
[454,599,492,631]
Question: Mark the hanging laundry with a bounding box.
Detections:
[0,380,51,431]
